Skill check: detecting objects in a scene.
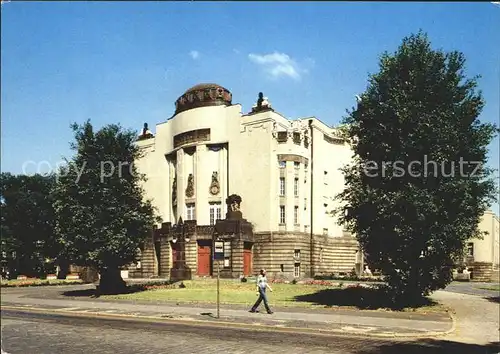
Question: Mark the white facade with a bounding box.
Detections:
[466,209,500,268]
[135,83,352,237]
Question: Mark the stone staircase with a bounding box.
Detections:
[471,262,493,282]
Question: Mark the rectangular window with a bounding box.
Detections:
[277,132,288,143]
[294,249,300,259]
[209,203,222,225]
[293,132,301,145]
[294,178,299,196]
[279,177,285,196]
[279,160,286,168]
[294,263,300,277]
[323,228,328,236]
[466,243,474,257]
[294,161,300,169]
[324,171,328,184]
[279,206,286,224]
[223,241,231,268]
[186,203,196,220]
[294,206,299,224]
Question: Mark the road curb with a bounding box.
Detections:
[1,305,454,339]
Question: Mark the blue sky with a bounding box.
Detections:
[1,2,499,213]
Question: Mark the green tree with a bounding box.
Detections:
[53,120,159,294]
[337,32,498,305]
[0,172,58,278]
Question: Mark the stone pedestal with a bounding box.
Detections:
[213,194,254,278]
[170,266,192,281]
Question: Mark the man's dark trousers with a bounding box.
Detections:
[251,287,271,313]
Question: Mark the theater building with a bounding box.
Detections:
[127,83,361,280]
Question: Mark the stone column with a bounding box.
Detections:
[220,145,227,215]
[177,149,185,219]
[168,159,174,223]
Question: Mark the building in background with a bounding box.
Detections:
[128,83,361,280]
[461,209,500,282]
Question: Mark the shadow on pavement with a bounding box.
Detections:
[357,339,500,354]
[294,287,439,311]
[485,296,499,304]
[61,284,147,298]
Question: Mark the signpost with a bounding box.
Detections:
[213,241,224,319]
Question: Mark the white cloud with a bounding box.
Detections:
[189,50,200,60]
[248,52,309,81]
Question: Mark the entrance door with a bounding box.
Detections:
[197,240,211,276]
[171,242,179,268]
[243,242,253,276]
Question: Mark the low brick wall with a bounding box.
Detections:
[253,232,359,279]
[490,269,500,283]
[132,228,360,280]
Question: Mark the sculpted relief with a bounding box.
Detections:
[209,171,220,196]
[226,194,242,212]
[173,129,211,149]
[185,173,195,198]
[172,174,177,205]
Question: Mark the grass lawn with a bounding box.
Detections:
[104,279,444,313]
[478,284,500,291]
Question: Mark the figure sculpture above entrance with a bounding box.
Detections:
[226,194,242,220]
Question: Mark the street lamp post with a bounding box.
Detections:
[169,217,192,281]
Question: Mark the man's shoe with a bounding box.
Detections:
[249,309,258,313]
[267,311,274,314]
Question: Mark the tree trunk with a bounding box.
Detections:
[56,259,70,279]
[98,267,127,295]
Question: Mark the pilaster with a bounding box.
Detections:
[177,148,185,218]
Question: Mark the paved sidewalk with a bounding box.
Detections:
[0,286,453,338]
[430,291,499,345]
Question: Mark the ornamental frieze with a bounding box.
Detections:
[173,128,211,149]
[277,154,309,165]
[323,133,344,145]
[174,84,232,115]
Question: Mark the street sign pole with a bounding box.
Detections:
[213,240,224,319]
[217,260,220,319]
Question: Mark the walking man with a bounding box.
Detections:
[249,269,273,314]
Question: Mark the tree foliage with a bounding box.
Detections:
[0,172,58,277]
[53,120,159,293]
[336,32,499,304]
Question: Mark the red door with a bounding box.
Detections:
[197,241,211,276]
[171,242,179,267]
[243,242,253,276]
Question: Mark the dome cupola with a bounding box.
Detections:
[174,83,232,115]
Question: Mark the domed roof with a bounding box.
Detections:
[175,83,232,115]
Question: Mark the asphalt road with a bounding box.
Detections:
[443,282,499,297]
[1,310,499,354]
